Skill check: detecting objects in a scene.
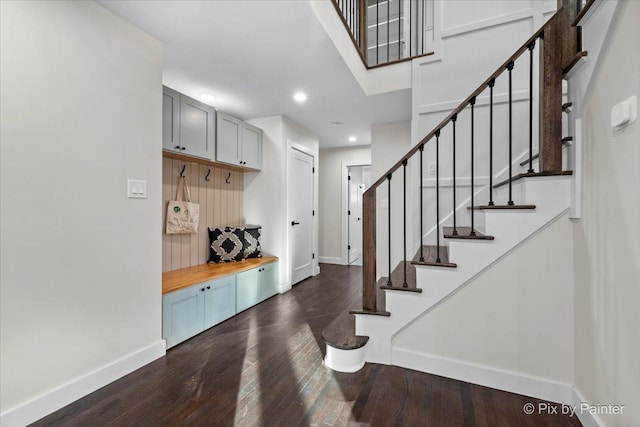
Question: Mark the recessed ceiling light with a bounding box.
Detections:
[330,121,343,127]
[293,92,307,103]
[200,93,216,103]
[348,136,357,143]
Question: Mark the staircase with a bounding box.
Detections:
[323,0,595,373]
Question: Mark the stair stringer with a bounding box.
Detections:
[355,176,571,365]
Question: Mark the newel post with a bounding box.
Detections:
[359,0,368,60]
[362,187,377,312]
[539,0,578,172]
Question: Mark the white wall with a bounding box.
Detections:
[371,121,412,279]
[244,115,320,292]
[0,1,164,425]
[318,146,372,263]
[394,214,574,392]
[573,1,640,424]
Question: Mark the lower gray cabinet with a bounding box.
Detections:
[163,276,235,349]
[237,262,278,313]
[163,262,279,349]
[203,275,236,329]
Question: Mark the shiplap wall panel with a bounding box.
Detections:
[162,157,244,272]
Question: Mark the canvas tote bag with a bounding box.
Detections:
[166,176,200,234]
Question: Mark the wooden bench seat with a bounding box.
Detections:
[162,256,278,294]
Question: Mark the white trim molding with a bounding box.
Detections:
[0,340,166,427]
[318,256,345,265]
[393,348,602,426]
[341,160,372,266]
[393,347,574,406]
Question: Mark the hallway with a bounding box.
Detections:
[33,264,580,426]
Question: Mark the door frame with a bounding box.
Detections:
[341,160,371,265]
[286,141,319,288]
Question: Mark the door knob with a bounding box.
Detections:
[291,221,300,226]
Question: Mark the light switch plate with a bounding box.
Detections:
[611,96,637,129]
[128,179,147,199]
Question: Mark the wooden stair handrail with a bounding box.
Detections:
[361,0,584,313]
[366,13,561,193]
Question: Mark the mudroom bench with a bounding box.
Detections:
[162,257,279,348]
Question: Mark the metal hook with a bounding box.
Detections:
[204,169,211,181]
[179,164,186,177]
[225,172,231,184]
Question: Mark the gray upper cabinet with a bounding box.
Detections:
[216,113,242,166]
[162,86,215,160]
[242,122,262,170]
[216,112,263,170]
[162,86,180,151]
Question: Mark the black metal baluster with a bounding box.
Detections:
[507,60,514,206]
[488,78,495,206]
[398,0,401,60]
[421,0,425,54]
[387,0,390,62]
[470,96,476,236]
[419,144,425,262]
[387,173,392,286]
[452,113,458,235]
[435,129,441,263]
[402,159,408,287]
[376,0,380,65]
[527,40,535,173]
[351,0,354,34]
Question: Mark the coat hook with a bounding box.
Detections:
[179,164,186,177]
[204,169,211,181]
[225,172,231,184]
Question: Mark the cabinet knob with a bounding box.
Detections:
[174,145,180,149]
[207,286,211,290]
[180,147,186,151]
[201,288,205,292]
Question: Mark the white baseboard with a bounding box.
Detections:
[393,348,574,406]
[318,256,345,265]
[0,340,166,427]
[571,388,603,427]
[279,281,292,293]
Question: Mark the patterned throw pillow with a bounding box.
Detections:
[208,227,245,263]
[243,225,262,259]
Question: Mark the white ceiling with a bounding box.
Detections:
[96,0,411,148]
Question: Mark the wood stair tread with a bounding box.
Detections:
[443,226,495,240]
[350,283,389,316]
[411,245,456,268]
[378,261,422,292]
[573,0,597,26]
[322,308,370,350]
[519,137,573,166]
[468,204,536,210]
[493,170,573,189]
[562,51,588,77]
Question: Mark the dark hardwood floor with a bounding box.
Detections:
[33,264,581,426]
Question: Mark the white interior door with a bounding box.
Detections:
[288,147,314,285]
[348,167,363,264]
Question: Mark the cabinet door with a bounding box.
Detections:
[180,95,215,159]
[162,86,181,152]
[258,262,279,301]
[236,268,260,313]
[216,113,242,166]
[242,123,262,170]
[162,285,205,349]
[203,276,236,329]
